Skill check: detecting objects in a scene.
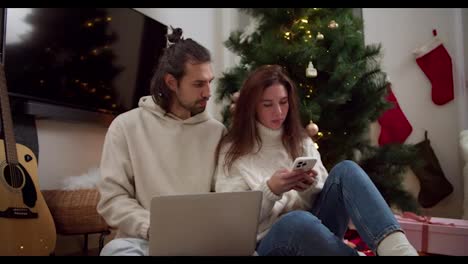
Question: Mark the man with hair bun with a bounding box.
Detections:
[97,27,225,256]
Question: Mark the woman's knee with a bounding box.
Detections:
[334,160,360,172]
[274,211,323,233]
[330,160,369,183]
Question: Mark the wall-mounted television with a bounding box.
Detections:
[1,8,167,122]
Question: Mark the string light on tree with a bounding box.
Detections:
[306,61,317,78]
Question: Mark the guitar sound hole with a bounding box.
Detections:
[3,165,24,188]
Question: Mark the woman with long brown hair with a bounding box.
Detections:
[215,65,417,256]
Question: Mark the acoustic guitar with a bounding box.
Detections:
[0,64,56,255]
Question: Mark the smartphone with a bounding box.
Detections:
[291,157,317,171]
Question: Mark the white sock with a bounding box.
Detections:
[376,231,419,256]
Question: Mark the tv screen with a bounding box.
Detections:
[2,8,167,118]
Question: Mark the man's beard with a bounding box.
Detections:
[190,100,207,115]
[177,97,207,116]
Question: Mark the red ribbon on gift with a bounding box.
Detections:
[399,212,455,253]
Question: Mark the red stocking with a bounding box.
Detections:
[414,37,454,105]
[378,84,413,146]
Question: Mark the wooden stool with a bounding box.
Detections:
[42,189,111,255]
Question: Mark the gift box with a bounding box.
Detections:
[396,212,468,256]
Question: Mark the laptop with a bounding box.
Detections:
[149,191,262,256]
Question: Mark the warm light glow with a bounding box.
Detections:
[314,143,319,149]
[301,19,308,23]
[317,132,324,137]
[104,95,111,100]
[87,22,93,27]
[106,17,112,21]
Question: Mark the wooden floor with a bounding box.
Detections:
[61,248,100,256]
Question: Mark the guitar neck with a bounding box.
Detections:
[0,64,18,164]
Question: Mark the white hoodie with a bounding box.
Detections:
[97,96,226,239]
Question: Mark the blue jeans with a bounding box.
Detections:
[256,160,403,256]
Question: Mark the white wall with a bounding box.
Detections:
[37,118,107,190]
[463,8,468,130]
[363,8,467,218]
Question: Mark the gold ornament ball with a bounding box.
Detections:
[306,122,319,137]
[328,20,339,29]
[231,91,240,102]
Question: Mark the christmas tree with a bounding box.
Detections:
[5,8,123,113]
[216,8,420,212]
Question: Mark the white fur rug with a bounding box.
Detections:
[60,167,101,190]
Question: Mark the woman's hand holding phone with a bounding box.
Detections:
[267,168,309,195]
[292,169,318,192]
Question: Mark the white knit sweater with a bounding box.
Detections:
[97,96,226,240]
[215,122,328,241]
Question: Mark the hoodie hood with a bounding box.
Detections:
[138,95,211,124]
